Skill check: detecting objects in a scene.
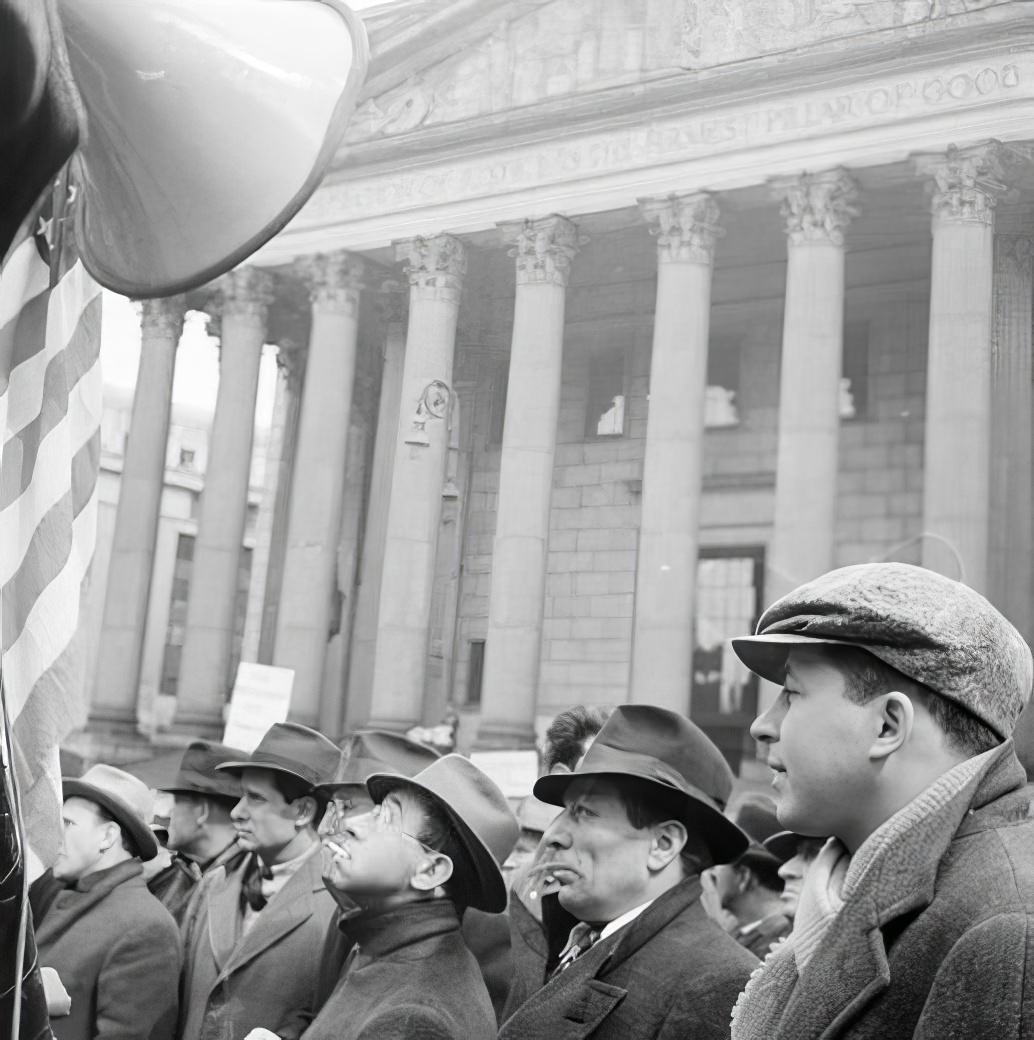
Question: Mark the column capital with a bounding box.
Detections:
[773,168,860,246]
[298,250,365,314]
[214,266,275,321]
[139,295,187,340]
[394,234,467,303]
[502,214,582,287]
[639,192,723,263]
[914,142,1008,226]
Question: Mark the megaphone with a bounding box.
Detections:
[57,0,368,298]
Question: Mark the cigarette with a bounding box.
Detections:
[322,839,348,858]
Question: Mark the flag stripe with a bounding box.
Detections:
[1,290,100,506]
[0,354,103,587]
[0,235,49,331]
[3,478,97,719]
[2,431,98,650]
[6,261,100,436]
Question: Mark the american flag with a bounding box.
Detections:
[0,186,103,871]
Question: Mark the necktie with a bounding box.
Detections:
[240,856,273,913]
[550,922,601,978]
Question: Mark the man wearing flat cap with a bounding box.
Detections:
[36,764,182,1040]
[180,722,342,1040]
[148,741,249,925]
[499,703,758,1040]
[730,562,1034,1040]
[248,753,518,1040]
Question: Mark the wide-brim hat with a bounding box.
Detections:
[64,764,159,862]
[533,704,749,865]
[316,730,439,793]
[367,754,519,913]
[731,794,784,874]
[731,562,1033,741]
[158,741,246,802]
[216,722,342,788]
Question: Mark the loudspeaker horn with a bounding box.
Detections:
[58,0,368,297]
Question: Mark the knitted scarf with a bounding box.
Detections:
[729,749,993,1040]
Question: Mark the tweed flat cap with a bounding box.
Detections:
[732,562,1033,740]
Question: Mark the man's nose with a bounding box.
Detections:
[230,797,246,821]
[542,811,573,850]
[749,698,780,744]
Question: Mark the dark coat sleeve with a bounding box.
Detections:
[96,909,182,1040]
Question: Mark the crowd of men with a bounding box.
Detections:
[29,562,1034,1038]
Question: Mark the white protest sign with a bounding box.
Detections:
[469,749,541,798]
[223,662,294,752]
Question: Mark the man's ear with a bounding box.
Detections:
[647,820,688,873]
[869,691,915,761]
[293,794,319,829]
[410,851,454,893]
[196,800,212,826]
[98,820,119,855]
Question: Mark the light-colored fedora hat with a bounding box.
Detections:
[63,764,159,861]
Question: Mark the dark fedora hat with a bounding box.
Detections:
[730,794,783,875]
[63,764,159,862]
[158,741,246,802]
[317,730,439,793]
[763,830,802,863]
[216,722,342,789]
[534,704,749,865]
[367,754,519,913]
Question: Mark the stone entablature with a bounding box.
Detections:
[345,0,1016,145]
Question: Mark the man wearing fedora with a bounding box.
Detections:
[271,753,518,1040]
[35,764,182,1040]
[730,562,1034,1040]
[179,722,343,1040]
[149,741,248,925]
[499,703,758,1040]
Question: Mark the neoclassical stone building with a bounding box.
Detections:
[77,0,1034,774]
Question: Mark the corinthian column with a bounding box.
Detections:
[92,296,186,729]
[768,169,859,601]
[477,216,580,747]
[630,194,721,712]
[914,143,1006,592]
[367,235,466,731]
[990,234,1033,637]
[174,267,272,734]
[273,252,364,728]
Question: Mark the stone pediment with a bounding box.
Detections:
[348,0,1014,145]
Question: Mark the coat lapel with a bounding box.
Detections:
[217,848,322,980]
[206,859,247,972]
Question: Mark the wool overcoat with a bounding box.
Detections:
[499,876,758,1040]
[35,859,182,1040]
[303,900,497,1040]
[179,847,340,1040]
[741,741,1034,1039]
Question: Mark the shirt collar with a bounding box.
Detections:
[599,898,654,940]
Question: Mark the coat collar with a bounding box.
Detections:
[344,899,461,962]
[774,741,1026,1039]
[35,859,143,948]
[207,842,325,979]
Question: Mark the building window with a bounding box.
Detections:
[160,533,252,699]
[705,333,740,428]
[840,320,869,420]
[466,639,486,707]
[179,447,196,469]
[690,547,764,774]
[585,348,626,438]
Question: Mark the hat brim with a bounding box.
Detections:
[63,780,158,862]
[762,830,802,863]
[215,760,313,786]
[533,770,749,866]
[366,773,507,913]
[731,634,859,686]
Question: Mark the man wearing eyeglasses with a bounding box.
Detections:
[284,754,518,1040]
